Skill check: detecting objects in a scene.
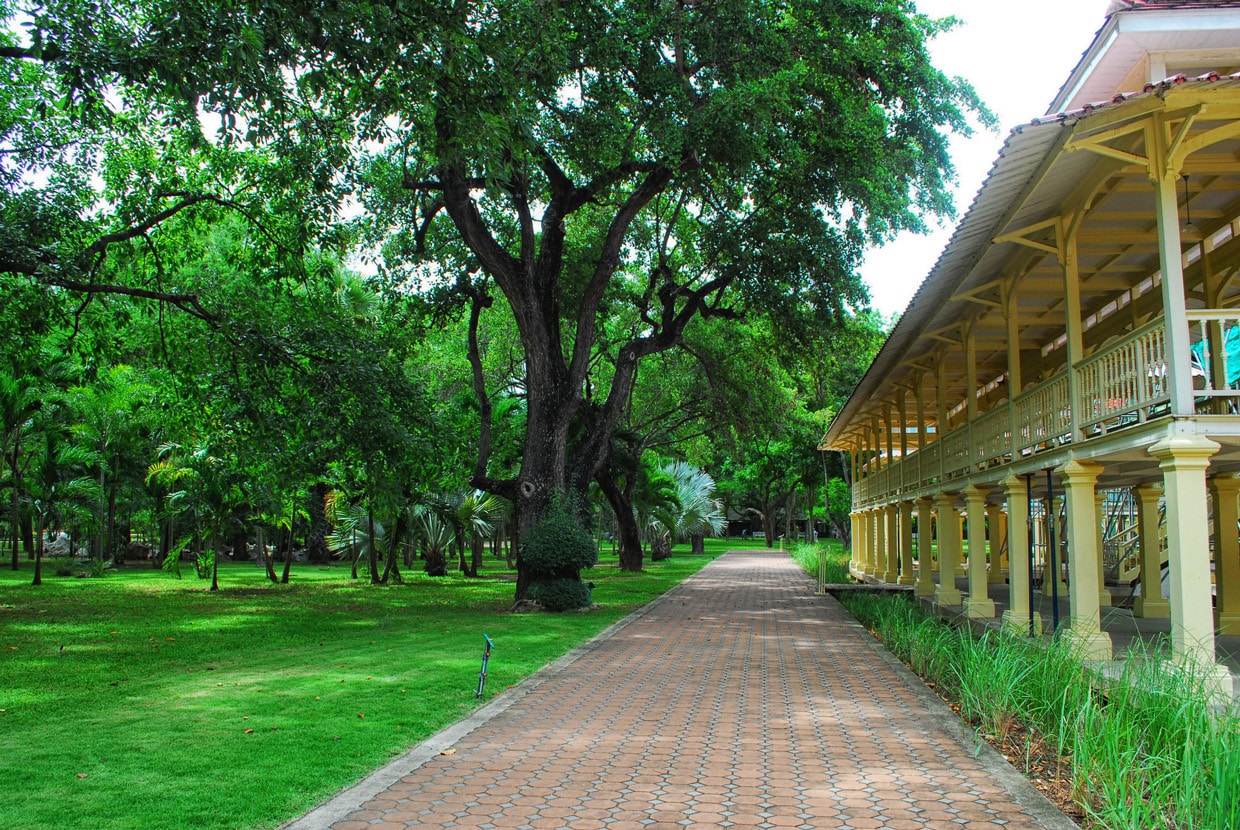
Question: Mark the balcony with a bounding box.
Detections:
[853,312,1240,507]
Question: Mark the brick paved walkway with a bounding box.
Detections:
[285,551,1077,829]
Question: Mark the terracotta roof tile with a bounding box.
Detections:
[1108,0,1240,13]
[1033,70,1240,124]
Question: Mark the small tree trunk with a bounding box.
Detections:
[9,475,19,571]
[281,502,294,584]
[691,534,705,555]
[306,482,330,564]
[381,511,405,584]
[469,536,483,577]
[32,518,43,586]
[209,522,220,591]
[258,528,273,582]
[367,496,380,585]
[506,514,518,569]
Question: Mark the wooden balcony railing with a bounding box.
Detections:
[1014,374,1071,452]
[849,314,1240,509]
[1186,310,1240,413]
[1075,318,1169,433]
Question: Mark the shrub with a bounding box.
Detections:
[531,578,592,612]
[521,498,598,578]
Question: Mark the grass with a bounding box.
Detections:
[832,591,1240,830]
[0,538,740,829]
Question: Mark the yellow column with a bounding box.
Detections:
[1133,483,1170,619]
[987,503,1006,585]
[857,509,867,575]
[935,493,962,606]
[1002,474,1042,634]
[1149,436,1229,689]
[963,485,995,618]
[1048,495,1070,598]
[872,507,886,580]
[1057,459,1113,661]
[1095,492,1112,608]
[1208,475,1240,636]
[848,512,859,573]
[883,503,899,583]
[898,501,915,586]
[915,497,935,597]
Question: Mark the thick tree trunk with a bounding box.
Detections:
[650,533,672,562]
[597,474,643,572]
[690,534,705,555]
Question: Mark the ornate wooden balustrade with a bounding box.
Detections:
[852,315,1240,508]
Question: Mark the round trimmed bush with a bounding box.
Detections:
[531,577,592,612]
[521,499,598,578]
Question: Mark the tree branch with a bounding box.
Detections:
[43,277,218,324]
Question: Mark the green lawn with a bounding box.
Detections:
[0,540,746,829]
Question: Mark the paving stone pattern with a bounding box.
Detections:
[288,551,1077,829]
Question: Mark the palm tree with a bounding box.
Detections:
[450,490,502,577]
[69,365,155,562]
[418,507,455,577]
[26,429,99,586]
[326,500,386,580]
[649,461,725,559]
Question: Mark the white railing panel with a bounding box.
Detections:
[1186,311,1240,413]
[1075,319,1169,432]
[1014,375,1072,452]
[973,403,1011,466]
[942,428,971,479]
[920,440,941,489]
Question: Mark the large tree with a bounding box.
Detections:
[5,0,985,599]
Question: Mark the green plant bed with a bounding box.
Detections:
[0,547,723,829]
[837,592,1240,829]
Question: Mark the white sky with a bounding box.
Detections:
[860,0,1114,319]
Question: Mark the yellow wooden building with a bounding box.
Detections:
[820,0,1240,696]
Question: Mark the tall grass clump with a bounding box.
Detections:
[836,592,1240,829]
[789,540,850,584]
